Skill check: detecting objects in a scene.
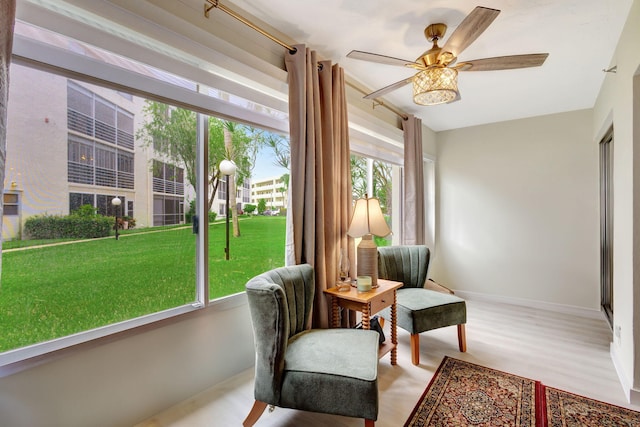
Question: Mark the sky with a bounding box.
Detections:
[252,145,289,181]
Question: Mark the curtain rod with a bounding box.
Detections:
[346,81,408,120]
[204,0,296,54]
[203,1,408,121]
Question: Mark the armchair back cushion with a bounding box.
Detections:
[378,245,430,289]
[245,264,315,405]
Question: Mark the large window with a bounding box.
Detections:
[2,20,406,368]
[2,63,197,357]
[1,62,290,361]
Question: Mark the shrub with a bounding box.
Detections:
[73,204,99,217]
[244,204,257,215]
[24,214,112,240]
[185,201,216,224]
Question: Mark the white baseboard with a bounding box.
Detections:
[454,289,605,320]
[610,343,640,405]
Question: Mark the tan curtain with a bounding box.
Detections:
[285,45,354,328]
[0,0,17,274]
[402,114,425,245]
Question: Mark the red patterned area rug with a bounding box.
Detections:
[542,386,640,427]
[405,356,640,426]
[404,356,540,426]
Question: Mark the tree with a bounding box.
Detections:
[263,133,290,169]
[244,204,257,215]
[350,155,392,215]
[351,155,368,200]
[257,199,267,215]
[278,173,289,210]
[137,102,255,221]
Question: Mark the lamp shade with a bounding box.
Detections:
[219,159,237,176]
[413,67,459,105]
[347,195,391,238]
[348,195,390,288]
[111,196,121,206]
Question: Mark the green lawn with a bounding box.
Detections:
[0,215,285,352]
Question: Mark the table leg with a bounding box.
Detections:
[331,297,340,328]
[362,302,371,329]
[390,291,397,365]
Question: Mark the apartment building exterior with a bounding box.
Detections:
[2,64,244,241]
[250,176,287,212]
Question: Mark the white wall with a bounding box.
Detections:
[0,299,256,427]
[592,0,640,403]
[431,109,599,309]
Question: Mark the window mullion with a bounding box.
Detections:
[195,113,209,305]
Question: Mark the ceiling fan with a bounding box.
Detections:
[347,6,549,105]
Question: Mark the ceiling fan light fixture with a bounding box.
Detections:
[413,68,459,105]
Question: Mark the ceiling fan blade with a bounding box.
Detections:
[440,6,500,58]
[458,53,549,71]
[347,50,420,68]
[363,77,414,99]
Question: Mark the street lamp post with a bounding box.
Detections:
[219,159,237,260]
[111,196,122,240]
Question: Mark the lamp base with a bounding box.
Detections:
[356,234,378,288]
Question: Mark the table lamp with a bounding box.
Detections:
[347,194,391,288]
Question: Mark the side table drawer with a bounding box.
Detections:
[369,292,393,314]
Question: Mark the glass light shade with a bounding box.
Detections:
[413,67,459,105]
[111,196,121,206]
[219,159,237,175]
[347,196,391,238]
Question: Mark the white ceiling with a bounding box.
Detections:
[224,0,633,131]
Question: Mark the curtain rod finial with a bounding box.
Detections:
[204,0,219,18]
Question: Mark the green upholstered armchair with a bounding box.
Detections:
[377,245,467,365]
[243,264,380,427]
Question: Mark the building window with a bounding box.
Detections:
[69,192,128,217]
[127,200,134,219]
[68,81,134,148]
[69,192,95,213]
[152,160,184,195]
[153,195,184,226]
[3,193,19,216]
[242,179,251,203]
[67,82,135,189]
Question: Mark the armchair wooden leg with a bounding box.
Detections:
[365,418,375,427]
[457,324,467,352]
[243,400,268,427]
[410,333,420,365]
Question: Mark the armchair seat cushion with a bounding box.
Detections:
[281,328,379,420]
[381,288,466,335]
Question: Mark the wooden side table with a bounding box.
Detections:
[324,279,403,365]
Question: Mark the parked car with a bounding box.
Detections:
[269,209,280,216]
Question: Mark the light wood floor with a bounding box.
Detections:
[136,299,640,426]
